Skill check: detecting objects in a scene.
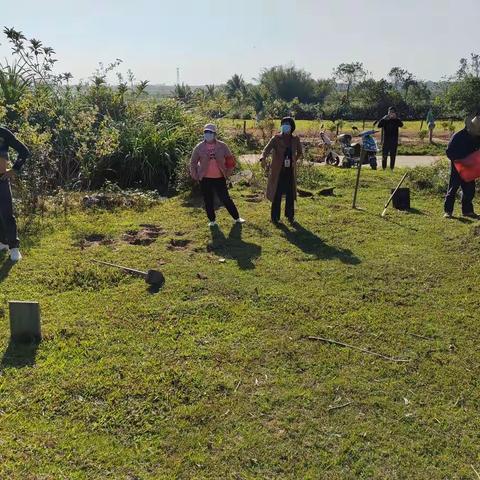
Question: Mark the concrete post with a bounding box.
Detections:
[9,301,41,343]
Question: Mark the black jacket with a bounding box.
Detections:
[377,117,404,143]
[0,126,30,171]
[446,128,480,162]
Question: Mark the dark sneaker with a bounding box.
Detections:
[462,212,479,219]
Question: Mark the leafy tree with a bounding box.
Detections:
[314,79,335,104]
[259,65,317,103]
[407,82,432,116]
[388,67,417,102]
[444,76,480,115]
[353,79,399,119]
[457,53,480,79]
[332,62,367,103]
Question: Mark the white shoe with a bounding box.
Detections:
[0,243,9,251]
[208,221,218,227]
[235,217,246,224]
[10,248,22,262]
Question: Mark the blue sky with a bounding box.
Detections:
[0,0,478,85]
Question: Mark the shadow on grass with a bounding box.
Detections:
[277,222,360,265]
[1,339,39,370]
[0,258,15,284]
[407,208,425,215]
[208,223,262,270]
[453,216,475,224]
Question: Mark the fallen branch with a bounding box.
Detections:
[471,465,480,480]
[327,401,353,411]
[307,335,411,363]
[409,332,436,341]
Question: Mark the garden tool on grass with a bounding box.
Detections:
[92,260,165,286]
[381,172,409,217]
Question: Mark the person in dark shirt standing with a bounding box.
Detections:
[376,107,404,170]
[0,126,30,261]
[444,115,480,218]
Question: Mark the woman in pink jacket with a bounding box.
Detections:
[190,124,245,227]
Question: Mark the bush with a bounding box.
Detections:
[418,129,428,142]
[408,159,450,193]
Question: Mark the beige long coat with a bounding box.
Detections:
[261,134,303,202]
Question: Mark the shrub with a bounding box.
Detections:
[418,129,428,142]
[408,159,450,193]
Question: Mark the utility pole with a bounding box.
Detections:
[176,67,180,85]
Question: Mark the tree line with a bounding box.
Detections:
[174,56,480,121]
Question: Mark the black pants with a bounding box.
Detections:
[0,179,19,248]
[200,177,239,222]
[271,168,294,222]
[382,140,398,169]
[444,161,475,215]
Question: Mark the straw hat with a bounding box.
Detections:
[466,115,480,137]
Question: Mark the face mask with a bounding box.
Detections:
[204,132,215,142]
[281,124,291,134]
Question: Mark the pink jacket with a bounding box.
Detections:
[190,140,234,181]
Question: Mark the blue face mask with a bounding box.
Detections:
[204,132,215,142]
[281,124,292,134]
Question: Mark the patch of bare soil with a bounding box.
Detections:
[122,224,164,246]
[168,238,192,251]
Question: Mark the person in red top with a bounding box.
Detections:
[190,124,245,227]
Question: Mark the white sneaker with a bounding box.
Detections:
[10,248,22,262]
[235,217,246,224]
[0,243,9,251]
[208,221,218,227]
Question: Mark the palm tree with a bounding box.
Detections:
[173,83,193,103]
[205,84,216,98]
[0,62,30,121]
[225,74,246,100]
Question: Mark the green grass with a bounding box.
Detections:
[1,168,480,479]
[219,118,465,134]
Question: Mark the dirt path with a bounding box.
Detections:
[239,154,442,168]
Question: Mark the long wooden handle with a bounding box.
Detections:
[382,172,409,213]
[91,259,146,276]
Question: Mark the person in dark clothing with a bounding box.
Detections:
[376,107,404,170]
[0,126,30,262]
[271,145,295,223]
[444,115,480,218]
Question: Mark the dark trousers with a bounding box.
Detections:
[200,177,239,222]
[444,162,475,215]
[0,179,19,248]
[382,140,398,169]
[271,168,294,222]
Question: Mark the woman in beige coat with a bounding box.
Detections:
[259,117,303,224]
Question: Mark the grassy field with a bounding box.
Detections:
[1,166,480,479]
[219,119,462,157]
[219,118,465,134]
